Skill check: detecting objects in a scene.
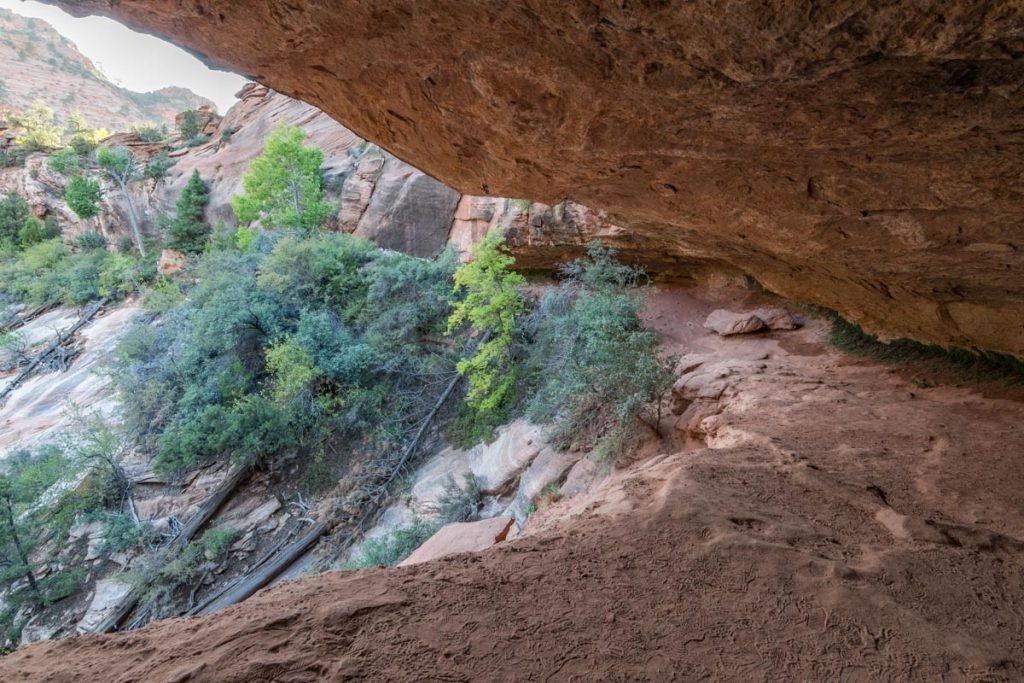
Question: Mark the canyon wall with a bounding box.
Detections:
[48,1,1024,355]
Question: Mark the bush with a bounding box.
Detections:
[96,512,154,554]
[185,134,210,148]
[17,215,60,247]
[143,150,173,180]
[132,123,167,143]
[0,192,31,247]
[76,230,107,251]
[47,148,80,175]
[178,110,201,140]
[339,518,440,569]
[431,473,482,523]
[65,176,102,220]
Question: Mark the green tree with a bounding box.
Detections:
[164,169,209,253]
[65,175,102,220]
[178,109,201,140]
[447,229,526,414]
[66,109,88,135]
[10,99,62,151]
[47,148,80,175]
[231,123,332,232]
[18,215,59,247]
[0,191,31,247]
[97,145,145,256]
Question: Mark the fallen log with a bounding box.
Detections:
[191,520,327,616]
[0,302,55,335]
[88,464,251,633]
[0,299,107,403]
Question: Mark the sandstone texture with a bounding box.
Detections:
[51,0,1024,355]
[7,285,1024,680]
[397,516,514,567]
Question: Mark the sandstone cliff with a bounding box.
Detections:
[0,9,211,131]
[49,0,1024,356]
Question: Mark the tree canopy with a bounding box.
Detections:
[231,124,332,232]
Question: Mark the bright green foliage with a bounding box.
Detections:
[47,148,80,175]
[10,99,62,151]
[178,109,201,140]
[522,244,675,455]
[64,175,102,220]
[447,229,526,415]
[231,124,333,232]
[0,235,154,306]
[163,169,209,253]
[339,518,440,569]
[0,191,31,247]
[266,337,321,403]
[65,109,88,135]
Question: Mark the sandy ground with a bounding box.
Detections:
[3,285,1024,681]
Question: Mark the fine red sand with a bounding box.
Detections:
[4,288,1024,681]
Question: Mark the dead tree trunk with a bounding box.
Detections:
[88,464,251,633]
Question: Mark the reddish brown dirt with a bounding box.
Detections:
[4,287,1024,681]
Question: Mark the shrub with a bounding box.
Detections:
[431,473,482,523]
[47,148,80,175]
[447,229,526,417]
[185,134,210,148]
[143,150,173,180]
[178,109,201,140]
[65,176,102,220]
[132,123,167,143]
[339,518,440,569]
[76,230,107,251]
[17,215,59,247]
[0,192,31,247]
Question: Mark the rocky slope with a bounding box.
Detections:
[5,285,1023,680]
[50,0,1024,356]
[0,9,211,130]
[0,81,614,262]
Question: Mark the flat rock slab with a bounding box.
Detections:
[399,516,514,567]
[76,579,133,634]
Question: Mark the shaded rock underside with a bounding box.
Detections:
[48,0,1024,356]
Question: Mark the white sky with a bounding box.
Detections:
[0,0,245,112]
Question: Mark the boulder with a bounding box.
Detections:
[157,249,187,276]
[76,579,133,634]
[468,421,546,494]
[504,447,580,523]
[398,516,515,567]
[703,309,766,336]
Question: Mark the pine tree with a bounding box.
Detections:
[165,169,210,253]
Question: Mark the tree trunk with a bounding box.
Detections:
[3,499,38,594]
[117,177,146,257]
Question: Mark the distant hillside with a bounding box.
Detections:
[0,8,212,132]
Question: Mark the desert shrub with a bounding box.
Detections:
[521,245,675,454]
[64,176,102,220]
[132,123,167,143]
[185,134,209,148]
[339,518,440,569]
[96,512,154,554]
[17,215,59,247]
[129,527,237,608]
[431,473,482,523]
[178,110,201,140]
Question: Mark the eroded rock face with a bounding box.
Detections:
[51,1,1024,355]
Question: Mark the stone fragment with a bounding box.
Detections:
[398,516,515,567]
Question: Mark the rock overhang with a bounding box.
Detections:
[47,0,1024,356]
